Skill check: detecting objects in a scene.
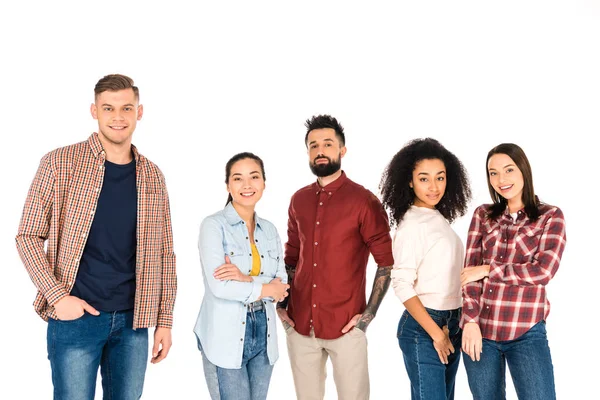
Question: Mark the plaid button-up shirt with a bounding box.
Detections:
[16,133,177,329]
[461,203,566,341]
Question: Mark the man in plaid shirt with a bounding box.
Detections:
[16,74,177,399]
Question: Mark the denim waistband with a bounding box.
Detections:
[247,300,264,312]
[424,307,461,320]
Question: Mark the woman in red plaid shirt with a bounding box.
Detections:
[460,143,566,400]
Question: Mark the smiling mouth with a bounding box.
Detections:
[499,184,513,191]
[109,125,127,130]
[240,192,255,197]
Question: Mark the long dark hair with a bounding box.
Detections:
[486,143,540,221]
[224,152,266,206]
[380,138,471,227]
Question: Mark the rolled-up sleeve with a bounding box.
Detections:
[359,193,394,267]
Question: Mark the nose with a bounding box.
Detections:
[429,180,439,192]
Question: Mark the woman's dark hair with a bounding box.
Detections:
[485,143,540,221]
[224,152,266,206]
[380,138,471,227]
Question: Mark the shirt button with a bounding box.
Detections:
[310,319,313,323]
[319,202,323,206]
[313,284,317,288]
[230,251,234,255]
[314,242,318,246]
[313,304,316,307]
[486,306,490,309]
[328,192,331,195]
[249,253,252,256]
[500,256,503,258]
[242,321,245,324]
[248,270,251,273]
[255,239,258,242]
[314,263,317,267]
[240,338,243,341]
[246,236,248,239]
[316,221,320,225]
[489,289,493,293]
[268,334,270,337]
[260,272,264,275]
[261,255,264,258]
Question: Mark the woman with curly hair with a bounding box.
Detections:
[380,138,471,400]
[460,144,566,400]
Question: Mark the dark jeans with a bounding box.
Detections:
[47,310,148,400]
[398,308,462,400]
[463,321,556,400]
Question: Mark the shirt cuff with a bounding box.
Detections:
[157,312,173,328]
[45,283,69,306]
[246,280,263,304]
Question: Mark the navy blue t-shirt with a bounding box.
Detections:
[71,159,137,312]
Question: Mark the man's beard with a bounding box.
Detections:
[309,155,342,177]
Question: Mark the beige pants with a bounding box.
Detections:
[284,323,369,400]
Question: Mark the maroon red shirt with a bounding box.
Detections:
[461,204,566,341]
[285,172,393,340]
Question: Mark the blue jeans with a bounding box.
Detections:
[47,310,148,400]
[200,308,273,400]
[398,308,462,400]
[463,321,555,400]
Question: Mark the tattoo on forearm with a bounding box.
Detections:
[277,264,296,309]
[356,266,391,331]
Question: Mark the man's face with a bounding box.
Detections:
[90,88,143,146]
[306,128,346,177]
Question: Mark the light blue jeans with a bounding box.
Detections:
[200,308,273,400]
[463,321,555,400]
[47,310,148,400]
[398,308,462,400]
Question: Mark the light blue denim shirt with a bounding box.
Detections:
[194,203,287,369]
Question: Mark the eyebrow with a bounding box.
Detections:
[488,163,516,171]
[308,138,335,146]
[101,103,136,107]
[417,170,446,175]
[231,171,261,176]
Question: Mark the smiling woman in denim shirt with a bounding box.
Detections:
[194,152,289,400]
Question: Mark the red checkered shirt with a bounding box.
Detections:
[16,133,177,329]
[461,203,566,341]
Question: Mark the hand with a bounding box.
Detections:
[276,308,295,328]
[214,255,252,282]
[151,327,172,364]
[341,313,364,334]
[462,322,483,362]
[460,265,490,286]
[263,278,290,302]
[432,325,455,364]
[54,295,99,321]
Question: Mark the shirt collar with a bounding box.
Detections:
[87,132,140,163]
[312,170,348,195]
[224,202,264,230]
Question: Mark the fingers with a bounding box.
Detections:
[152,339,160,360]
[341,314,361,333]
[214,266,239,280]
[437,349,449,364]
[152,341,171,364]
[225,255,231,264]
[475,339,482,362]
[81,300,99,316]
[286,317,296,327]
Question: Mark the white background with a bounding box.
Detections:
[1,1,598,399]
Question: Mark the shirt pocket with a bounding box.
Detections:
[515,226,544,262]
[223,244,251,274]
[482,221,501,252]
[259,240,280,278]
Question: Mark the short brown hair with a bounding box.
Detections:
[94,74,139,100]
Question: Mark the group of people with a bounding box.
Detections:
[16,74,566,400]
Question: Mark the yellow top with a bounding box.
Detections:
[250,243,261,276]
